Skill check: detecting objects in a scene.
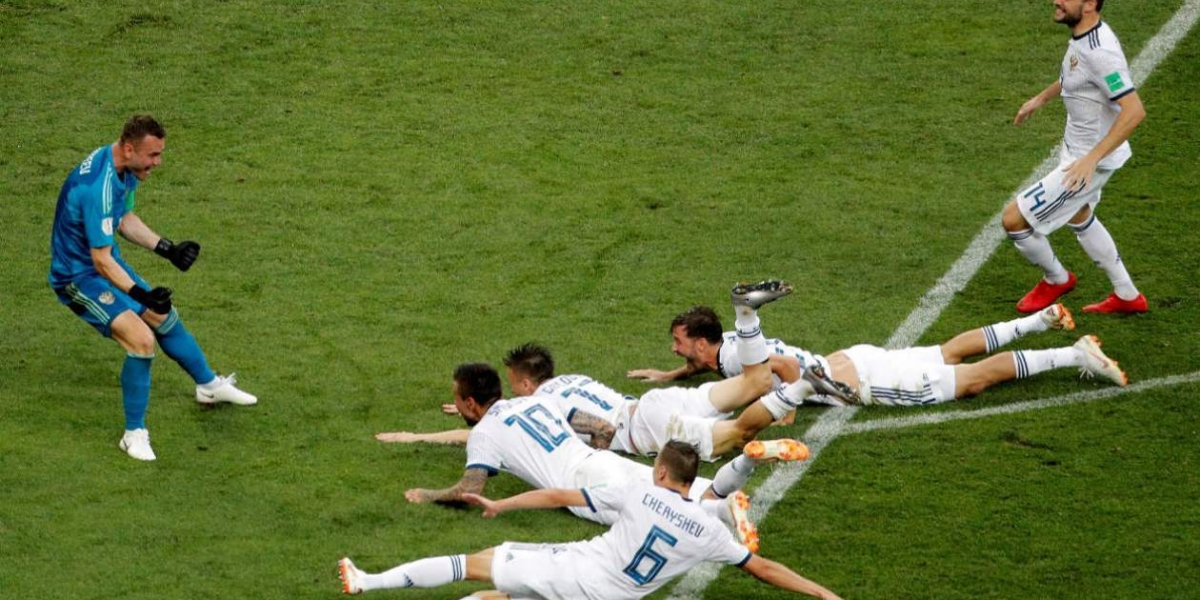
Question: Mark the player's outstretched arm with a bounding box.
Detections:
[404,467,489,505]
[1014,80,1063,126]
[116,213,163,251]
[567,411,615,450]
[462,488,587,519]
[741,554,843,600]
[375,429,470,445]
[627,363,701,382]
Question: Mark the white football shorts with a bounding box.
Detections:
[492,541,586,600]
[1016,164,1115,235]
[627,382,725,458]
[841,344,957,406]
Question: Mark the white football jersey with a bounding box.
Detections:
[535,374,633,427]
[716,331,831,389]
[567,481,752,599]
[465,396,597,490]
[1059,21,1135,170]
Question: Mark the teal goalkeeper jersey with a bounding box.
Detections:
[48,145,139,288]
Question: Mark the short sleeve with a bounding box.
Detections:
[81,178,115,249]
[708,529,754,566]
[464,426,502,476]
[1087,47,1135,100]
[580,482,633,515]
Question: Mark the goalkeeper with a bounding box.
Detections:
[48,115,257,462]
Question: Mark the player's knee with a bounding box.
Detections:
[1001,202,1029,232]
[126,328,157,355]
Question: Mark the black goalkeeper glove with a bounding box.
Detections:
[127,285,173,315]
[155,238,201,272]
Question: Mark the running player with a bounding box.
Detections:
[339,441,843,600]
[48,115,256,461]
[1002,0,1148,314]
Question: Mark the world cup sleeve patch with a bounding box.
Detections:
[1104,72,1126,94]
[101,217,113,236]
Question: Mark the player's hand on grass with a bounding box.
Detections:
[155,238,201,272]
[627,369,672,382]
[442,403,460,415]
[461,493,502,518]
[128,285,173,314]
[404,489,430,504]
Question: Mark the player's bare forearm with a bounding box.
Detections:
[742,555,842,600]
[1086,91,1146,162]
[90,246,138,292]
[568,411,615,450]
[1015,81,1063,125]
[628,363,702,382]
[405,468,488,505]
[466,488,587,518]
[375,429,470,445]
[116,213,163,251]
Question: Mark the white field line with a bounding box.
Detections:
[667,4,1199,597]
[843,370,1200,436]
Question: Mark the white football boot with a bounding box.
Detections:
[717,491,760,553]
[196,373,257,406]
[1040,303,1076,331]
[338,557,365,595]
[1074,335,1127,386]
[119,428,156,461]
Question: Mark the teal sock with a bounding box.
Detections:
[154,308,216,385]
[121,353,153,430]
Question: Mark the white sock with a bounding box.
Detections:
[1012,349,1082,379]
[982,312,1051,353]
[1009,229,1070,284]
[1070,215,1139,300]
[756,381,810,420]
[734,313,768,366]
[709,454,756,498]
[359,555,466,591]
[198,377,221,390]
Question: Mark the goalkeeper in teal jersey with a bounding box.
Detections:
[48,115,257,462]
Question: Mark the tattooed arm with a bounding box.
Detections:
[404,467,490,504]
[567,410,616,451]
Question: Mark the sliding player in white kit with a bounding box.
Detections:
[632,302,1128,413]
[401,282,805,548]
[380,338,829,462]
[1001,0,1148,314]
[339,441,843,600]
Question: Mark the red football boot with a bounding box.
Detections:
[1083,292,1148,314]
[1016,272,1077,313]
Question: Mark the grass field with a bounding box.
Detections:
[2,1,1198,599]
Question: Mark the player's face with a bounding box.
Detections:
[1053,0,1087,26]
[505,368,536,397]
[452,381,482,427]
[122,135,165,181]
[671,326,706,367]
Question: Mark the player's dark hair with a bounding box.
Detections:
[658,440,700,486]
[453,362,502,408]
[1094,0,1104,11]
[670,306,723,343]
[119,114,166,145]
[503,343,556,384]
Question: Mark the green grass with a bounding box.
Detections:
[1,1,1198,598]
